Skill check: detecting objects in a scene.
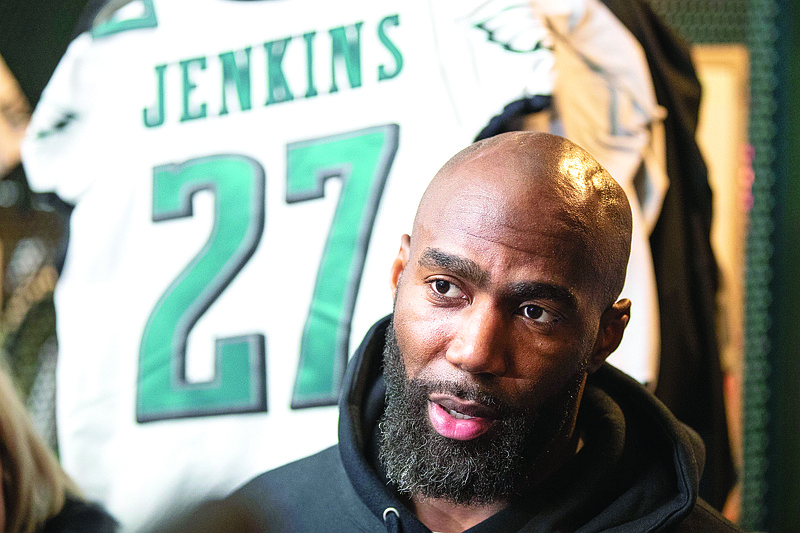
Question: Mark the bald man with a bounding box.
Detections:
[217,132,742,532]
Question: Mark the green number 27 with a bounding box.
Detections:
[137,125,399,422]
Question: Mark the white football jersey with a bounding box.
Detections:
[22,0,665,529]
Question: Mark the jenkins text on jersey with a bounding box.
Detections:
[143,15,403,128]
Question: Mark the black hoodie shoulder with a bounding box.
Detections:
[229,316,742,532]
[231,445,386,532]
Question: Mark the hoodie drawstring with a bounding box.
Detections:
[383,507,402,533]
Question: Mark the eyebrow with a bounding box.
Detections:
[505,281,578,311]
[418,247,578,309]
[419,248,490,287]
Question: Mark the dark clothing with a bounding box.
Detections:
[40,496,118,533]
[232,316,742,532]
[600,0,736,510]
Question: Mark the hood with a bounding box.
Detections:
[338,316,427,533]
[337,315,704,532]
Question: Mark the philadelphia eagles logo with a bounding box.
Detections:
[469,0,555,54]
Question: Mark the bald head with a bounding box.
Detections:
[413,131,632,308]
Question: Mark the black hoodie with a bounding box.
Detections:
[230,316,741,532]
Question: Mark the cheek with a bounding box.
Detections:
[503,362,585,419]
[392,289,452,378]
[508,333,589,396]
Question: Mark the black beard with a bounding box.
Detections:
[378,322,584,506]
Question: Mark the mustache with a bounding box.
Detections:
[403,376,518,419]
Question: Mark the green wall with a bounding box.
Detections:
[767,0,800,530]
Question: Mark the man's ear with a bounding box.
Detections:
[587,299,631,373]
[390,234,411,299]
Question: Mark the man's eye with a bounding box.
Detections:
[430,280,462,298]
[521,304,558,324]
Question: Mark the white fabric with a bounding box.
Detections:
[22,0,664,529]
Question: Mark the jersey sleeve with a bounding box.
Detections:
[22,33,97,202]
[22,0,158,204]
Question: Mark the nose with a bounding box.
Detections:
[445,302,508,376]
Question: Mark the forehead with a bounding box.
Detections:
[412,179,593,298]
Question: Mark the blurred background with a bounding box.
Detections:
[0,0,797,531]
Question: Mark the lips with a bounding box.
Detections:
[427,395,499,441]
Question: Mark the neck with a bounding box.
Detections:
[409,495,507,533]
